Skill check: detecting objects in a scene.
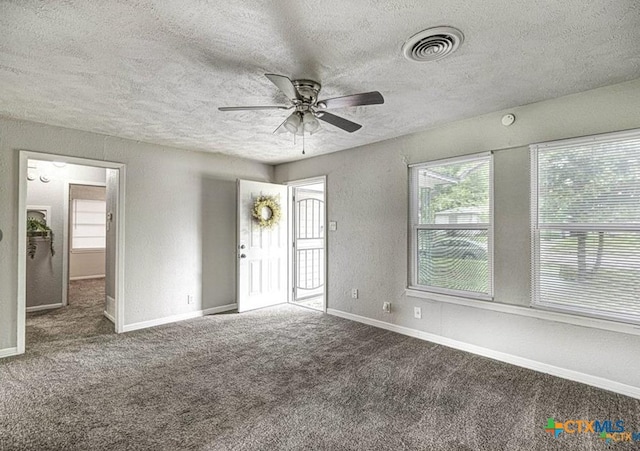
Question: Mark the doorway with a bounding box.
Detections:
[289,177,326,312]
[235,177,326,314]
[18,152,125,354]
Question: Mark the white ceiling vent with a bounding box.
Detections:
[402,26,464,62]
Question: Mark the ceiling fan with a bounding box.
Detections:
[218,74,384,135]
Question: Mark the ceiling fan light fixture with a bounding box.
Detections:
[303,112,320,134]
[284,113,301,134]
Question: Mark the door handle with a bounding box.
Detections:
[240,254,246,258]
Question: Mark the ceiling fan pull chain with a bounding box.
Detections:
[302,131,306,155]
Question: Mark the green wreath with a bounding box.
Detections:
[252,195,281,228]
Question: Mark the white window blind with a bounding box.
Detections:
[531,129,640,324]
[72,199,106,249]
[409,153,493,299]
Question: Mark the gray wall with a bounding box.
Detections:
[275,78,640,389]
[201,178,237,308]
[0,117,272,350]
[25,161,106,307]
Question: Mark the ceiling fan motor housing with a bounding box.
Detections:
[292,80,321,104]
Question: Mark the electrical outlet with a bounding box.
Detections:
[414,307,422,319]
[383,302,391,313]
[351,288,358,299]
[187,295,194,305]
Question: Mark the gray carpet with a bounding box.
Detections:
[2,305,639,450]
[26,278,114,345]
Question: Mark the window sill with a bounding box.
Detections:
[405,288,640,337]
[407,286,493,302]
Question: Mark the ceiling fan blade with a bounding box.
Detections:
[317,91,384,109]
[265,74,300,102]
[317,112,362,133]
[218,105,291,111]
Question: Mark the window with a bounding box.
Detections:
[71,199,106,250]
[531,129,640,324]
[409,153,493,299]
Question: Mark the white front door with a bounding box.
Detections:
[237,179,289,312]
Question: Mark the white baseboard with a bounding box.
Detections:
[26,303,63,313]
[70,275,106,281]
[327,308,640,400]
[123,303,237,333]
[103,310,115,324]
[0,347,19,359]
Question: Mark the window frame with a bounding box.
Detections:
[408,152,494,300]
[530,128,640,325]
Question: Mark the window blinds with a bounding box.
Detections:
[531,129,640,324]
[72,199,107,249]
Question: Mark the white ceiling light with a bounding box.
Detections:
[501,113,516,126]
[402,26,464,62]
[284,113,301,134]
[303,112,320,134]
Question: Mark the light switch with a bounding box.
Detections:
[329,221,337,231]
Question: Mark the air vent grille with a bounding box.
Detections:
[403,26,464,62]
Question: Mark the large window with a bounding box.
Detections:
[531,129,640,324]
[409,153,493,299]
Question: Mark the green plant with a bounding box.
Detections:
[27,218,55,259]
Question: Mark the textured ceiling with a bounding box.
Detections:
[0,1,639,164]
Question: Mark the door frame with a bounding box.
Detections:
[63,181,107,307]
[17,151,126,354]
[286,176,327,313]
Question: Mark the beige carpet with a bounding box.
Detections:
[3,305,639,450]
[26,278,114,346]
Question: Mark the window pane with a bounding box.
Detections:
[417,229,489,294]
[538,138,640,224]
[417,159,490,224]
[538,230,640,321]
